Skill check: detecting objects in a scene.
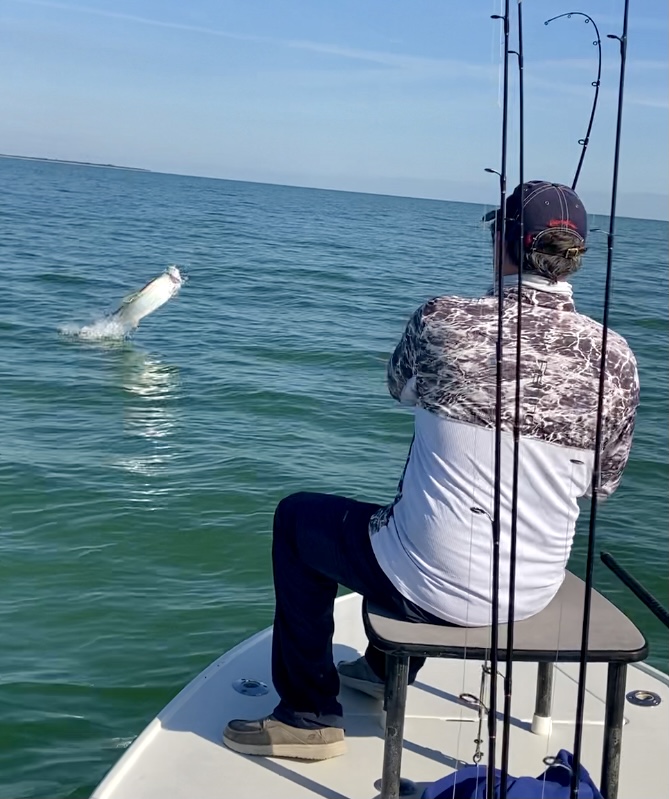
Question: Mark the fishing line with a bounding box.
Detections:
[543,12,603,190]
[456,4,513,773]
[540,460,585,799]
[453,0,503,776]
[570,2,631,796]
[454,442,489,774]
[498,0,524,792]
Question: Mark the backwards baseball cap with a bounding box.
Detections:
[484,180,588,256]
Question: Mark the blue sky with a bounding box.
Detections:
[1,0,667,218]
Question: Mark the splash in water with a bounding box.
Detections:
[58,317,135,340]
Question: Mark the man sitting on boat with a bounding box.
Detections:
[223,181,639,760]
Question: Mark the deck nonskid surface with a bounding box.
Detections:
[93,593,669,799]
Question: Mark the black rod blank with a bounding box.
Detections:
[487,4,511,797]
[499,1,525,794]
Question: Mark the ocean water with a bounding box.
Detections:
[0,157,667,798]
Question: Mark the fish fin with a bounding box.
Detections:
[119,290,141,305]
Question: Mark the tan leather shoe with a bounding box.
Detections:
[223,715,346,760]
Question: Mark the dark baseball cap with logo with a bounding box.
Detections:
[484,180,588,254]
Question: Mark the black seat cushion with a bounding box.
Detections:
[363,572,647,663]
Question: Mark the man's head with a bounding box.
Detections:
[487,181,588,282]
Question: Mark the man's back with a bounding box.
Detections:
[370,274,639,626]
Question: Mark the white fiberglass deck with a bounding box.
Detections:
[92,593,669,799]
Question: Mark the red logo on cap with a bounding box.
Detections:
[547,219,578,230]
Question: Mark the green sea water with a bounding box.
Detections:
[0,157,667,798]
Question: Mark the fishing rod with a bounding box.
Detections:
[544,12,602,190]
[601,552,669,629]
[484,2,510,796]
[499,0,524,794]
[570,2,631,797]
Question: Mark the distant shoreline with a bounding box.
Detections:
[0,153,150,172]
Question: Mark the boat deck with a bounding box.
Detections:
[92,593,669,799]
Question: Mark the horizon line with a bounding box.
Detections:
[1,152,667,223]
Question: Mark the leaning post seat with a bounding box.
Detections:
[362,571,648,799]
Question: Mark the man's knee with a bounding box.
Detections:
[275,491,310,518]
[273,492,313,539]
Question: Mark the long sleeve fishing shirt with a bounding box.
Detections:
[370,274,639,626]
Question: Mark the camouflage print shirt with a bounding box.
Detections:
[369,274,639,626]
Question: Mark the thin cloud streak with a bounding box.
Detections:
[9,0,495,78]
[524,72,669,111]
[591,13,669,32]
[8,0,291,43]
[533,57,669,72]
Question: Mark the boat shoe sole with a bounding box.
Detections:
[223,716,346,760]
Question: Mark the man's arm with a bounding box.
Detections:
[387,305,424,403]
[595,357,640,500]
[597,405,638,499]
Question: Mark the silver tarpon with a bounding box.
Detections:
[111,266,183,329]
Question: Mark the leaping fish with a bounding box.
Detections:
[110,265,184,329]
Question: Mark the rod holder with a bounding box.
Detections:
[531,662,554,735]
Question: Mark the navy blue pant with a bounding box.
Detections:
[270,491,440,729]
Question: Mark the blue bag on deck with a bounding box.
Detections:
[422,749,603,798]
